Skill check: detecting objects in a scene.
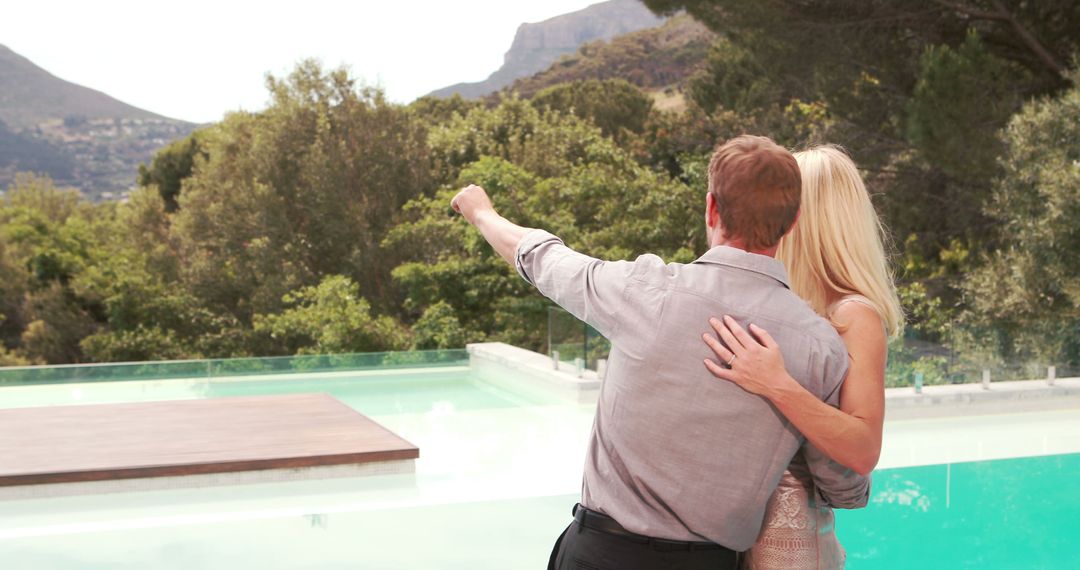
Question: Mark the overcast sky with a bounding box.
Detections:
[2,0,604,124]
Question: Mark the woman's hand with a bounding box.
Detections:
[702,315,794,400]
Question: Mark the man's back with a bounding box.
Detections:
[515,231,868,550]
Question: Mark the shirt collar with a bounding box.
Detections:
[692,245,791,289]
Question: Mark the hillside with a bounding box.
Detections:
[428,0,664,99]
[0,44,169,129]
[505,15,713,109]
[0,44,194,200]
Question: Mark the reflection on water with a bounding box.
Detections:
[870,475,933,512]
[838,453,1080,569]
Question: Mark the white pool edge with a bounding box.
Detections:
[0,460,417,502]
[467,342,1080,419]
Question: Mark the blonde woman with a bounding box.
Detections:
[702,145,903,569]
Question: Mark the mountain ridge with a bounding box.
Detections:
[0,44,195,200]
[503,14,712,104]
[0,44,180,129]
[428,0,664,99]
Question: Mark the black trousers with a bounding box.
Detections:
[548,509,739,570]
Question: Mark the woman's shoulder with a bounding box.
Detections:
[829,295,886,338]
[828,294,875,312]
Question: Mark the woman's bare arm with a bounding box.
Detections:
[702,304,887,476]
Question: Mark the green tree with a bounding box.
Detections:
[137,131,207,212]
[411,301,469,350]
[644,1,1075,89]
[908,30,1027,181]
[0,343,32,366]
[253,275,408,354]
[71,186,250,362]
[17,285,97,364]
[388,100,698,350]
[408,94,483,127]
[0,226,27,347]
[0,174,103,363]
[530,79,654,139]
[80,326,195,363]
[2,172,84,223]
[686,37,779,116]
[963,69,1080,365]
[644,0,1078,339]
[170,61,434,330]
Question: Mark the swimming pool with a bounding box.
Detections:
[1,365,1077,568]
[839,453,1080,569]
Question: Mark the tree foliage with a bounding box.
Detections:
[907,30,1026,181]
[172,61,433,323]
[387,100,699,350]
[1,63,428,363]
[136,131,207,212]
[410,301,469,350]
[1,13,1077,377]
[531,79,654,140]
[253,275,408,354]
[642,0,1079,341]
[964,71,1080,364]
[0,174,99,363]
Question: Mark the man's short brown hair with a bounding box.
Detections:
[708,135,801,250]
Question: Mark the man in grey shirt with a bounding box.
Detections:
[451,135,870,569]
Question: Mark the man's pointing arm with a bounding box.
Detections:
[450,184,532,265]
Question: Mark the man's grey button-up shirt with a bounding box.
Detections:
[515,229,871,551]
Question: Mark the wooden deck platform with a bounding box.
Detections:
[0,393,418,487]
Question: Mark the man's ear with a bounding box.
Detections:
[705,192,719,229]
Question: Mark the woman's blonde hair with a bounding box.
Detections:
[777,145,904,337]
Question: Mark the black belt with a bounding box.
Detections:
[572,504,734,553]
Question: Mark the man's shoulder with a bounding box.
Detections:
[617,252,681,284]
[784,299,847,358]
[614,252,844,353]
[743,288,847,370]
[793,302,844,344]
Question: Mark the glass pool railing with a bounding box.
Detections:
[546,306,1075,388]
[0,349,469,387]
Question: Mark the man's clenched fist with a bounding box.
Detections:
[450,184,495,225]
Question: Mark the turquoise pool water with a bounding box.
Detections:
[1,369,1077,568]
[837,453,1080,569]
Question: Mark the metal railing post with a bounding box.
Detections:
[547,308,553,357]
[583,321,589,371]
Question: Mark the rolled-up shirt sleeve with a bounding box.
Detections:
[514,229,564,286]
[515,229,662,346]
[803,351,872,509]
[804,443,871,509]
